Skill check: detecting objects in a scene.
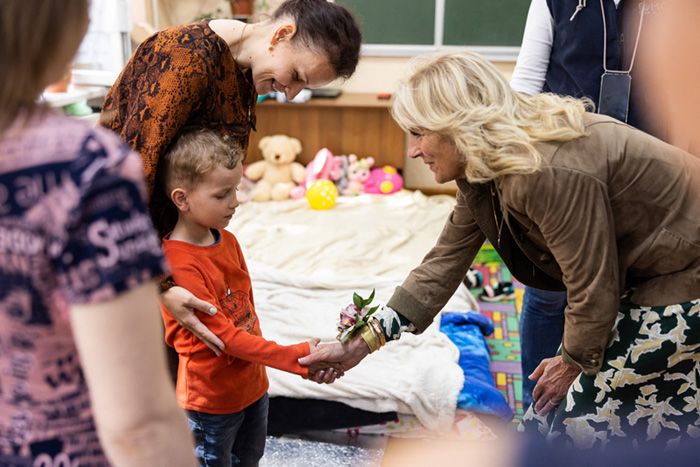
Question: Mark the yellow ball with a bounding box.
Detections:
[305,180,338,210]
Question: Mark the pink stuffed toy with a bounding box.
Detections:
[304,148,343,187]
[291,148,347,199]
[364,166,404,194]
[342,155,375,196]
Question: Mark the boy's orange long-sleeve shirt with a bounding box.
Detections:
[161,229,310,414]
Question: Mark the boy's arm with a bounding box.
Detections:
[169,263,311,377]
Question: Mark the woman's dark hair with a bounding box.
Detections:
[273,0,362,79]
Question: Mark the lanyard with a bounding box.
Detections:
[601,0,646,74]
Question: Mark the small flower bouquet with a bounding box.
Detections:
[336,289,379,343]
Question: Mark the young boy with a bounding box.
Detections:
[160,130,333,466]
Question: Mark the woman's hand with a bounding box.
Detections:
[159,286,225,356]
[529,355,581,415]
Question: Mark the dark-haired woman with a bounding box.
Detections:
[101,0,362,358]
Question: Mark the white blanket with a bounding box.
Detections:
[227,191,477,431]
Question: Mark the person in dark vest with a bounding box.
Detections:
[510,0,644,409]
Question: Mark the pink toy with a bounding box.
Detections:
[342,155,375,196]
[304,148,343,188]
[364,165,404,194]
[293,148,347,199]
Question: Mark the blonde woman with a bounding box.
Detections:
[0,1,195,465]
[300,51,700,449]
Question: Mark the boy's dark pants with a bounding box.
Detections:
[186,394,269,467]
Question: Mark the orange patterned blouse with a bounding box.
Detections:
[101,21,257,234]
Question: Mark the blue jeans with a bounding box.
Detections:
[519,287,566,407]
[186,393,269,467]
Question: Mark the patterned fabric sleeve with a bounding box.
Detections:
[53,129,167,305]
[102,45,209,193]
[373,305,416,341]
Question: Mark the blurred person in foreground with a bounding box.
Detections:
[626,0,700,155]
[0,1,196,465]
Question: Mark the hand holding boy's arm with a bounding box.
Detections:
[168,265,312,375]
[160,285,225,356]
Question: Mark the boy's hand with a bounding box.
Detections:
[160,286,225,356]
[307,367,343,384]
[304,339,344,384]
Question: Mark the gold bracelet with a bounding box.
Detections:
[368,317,387,348]
[359,323,380,353]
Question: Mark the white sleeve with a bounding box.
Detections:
[510,0,554,95]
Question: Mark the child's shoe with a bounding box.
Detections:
[479,281,516,302]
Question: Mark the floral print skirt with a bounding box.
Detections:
[520,297,700,449]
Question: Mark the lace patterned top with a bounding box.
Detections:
[101,21,257,234]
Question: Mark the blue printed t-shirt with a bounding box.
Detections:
[0,111,167,465]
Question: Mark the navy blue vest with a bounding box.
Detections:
[544,0,623,102]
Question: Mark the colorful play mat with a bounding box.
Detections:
[472,243,525,421]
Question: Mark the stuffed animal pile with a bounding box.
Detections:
[243,137,403,204]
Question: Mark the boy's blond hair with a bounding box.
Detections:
[162,129,244,194]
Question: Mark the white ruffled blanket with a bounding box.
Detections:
[227,191,477,431]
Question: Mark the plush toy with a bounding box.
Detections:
[364,165,404,194]
[342,155,375,196]
[235,171,257,204]
[245,135,306,201]
[332,155,350,193]
[304,148,343,188]
[290,148,348,199]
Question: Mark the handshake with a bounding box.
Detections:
[301,336,371,384]
[165,286,382,385]
[300,290,382,384]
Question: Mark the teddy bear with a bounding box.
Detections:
[245,134,306,201]
[342,155,375,196]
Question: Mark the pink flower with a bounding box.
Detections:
[357,306,370,319]
[339,304,360,328]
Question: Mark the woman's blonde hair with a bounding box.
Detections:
[0,0,89,132]
[391,51,590,183]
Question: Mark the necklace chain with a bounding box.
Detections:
[490,183,505,248]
